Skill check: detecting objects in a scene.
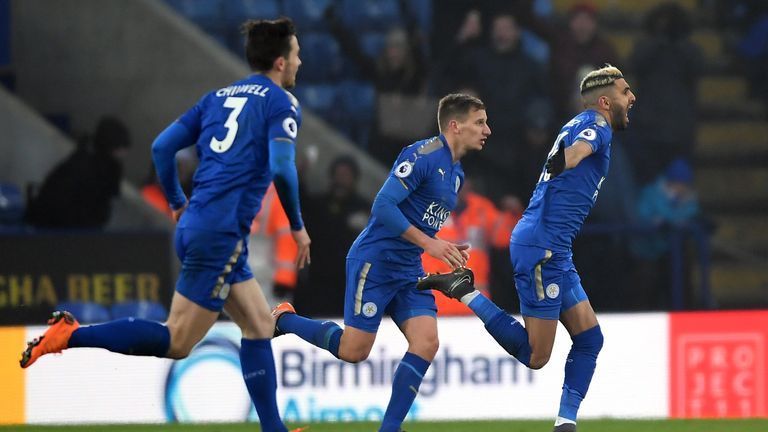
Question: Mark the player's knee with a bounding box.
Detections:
[164,325,196,359]
[409,335,439,361]
[528,352,551,370]
[339,349,370,363]
[573,325,604,356]
[240,317,274,339]
[165,339,194,359]
[338,341,373,363]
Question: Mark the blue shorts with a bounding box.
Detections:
[174,227,253,311]
[343,258,437,333]
[509,243,588,320]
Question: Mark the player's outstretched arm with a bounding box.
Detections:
[151,122,195,212]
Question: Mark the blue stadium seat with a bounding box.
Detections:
[336,80,376,148]
[283,0,332,31]
[359,31,387,59]
[55,302,111,324]
[298,32,343,81]
[339,0,402,32]
[164,0,223,24]
[224,0,280,25]
[0,182,24,225]
[404,0,432,33]
[337,80,376,122]
[111,301,169,322]
[292,84,338,119]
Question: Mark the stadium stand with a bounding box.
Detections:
[111,301,169,322]
[55,301,111,324]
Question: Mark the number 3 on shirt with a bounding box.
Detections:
[210,96,247,153]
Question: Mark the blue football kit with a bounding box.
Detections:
[510,109,613,319]
[346,135,464,332]
[156,74,304,311]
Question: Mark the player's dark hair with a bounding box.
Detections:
[241,18,296,72]
[437,93,486,131]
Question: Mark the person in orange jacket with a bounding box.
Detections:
[422,178,498,315]
[250,183,299,300]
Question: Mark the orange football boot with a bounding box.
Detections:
[271,302,296,337]
[19,311,80,368]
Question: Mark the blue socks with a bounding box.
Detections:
[380,352,430,432]
[240,338,286,432]
[467,294,531,367]
[277,314,342,358]
[68,318,170,357]
[558,325,604,422]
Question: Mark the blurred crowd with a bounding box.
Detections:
[12,0,767,314]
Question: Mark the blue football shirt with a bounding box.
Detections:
[511,109,613,252]
[348,135,464,268]
[176,74,302,237]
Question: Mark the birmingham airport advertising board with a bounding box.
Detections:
[1,311,766,425]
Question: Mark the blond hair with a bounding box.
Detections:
[579,65,624,94]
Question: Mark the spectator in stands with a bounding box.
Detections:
[26,116,130,229]
[525,2,619,122]
[141,148,196,219]
[510,98,555,200]
[626,2,702,184]
[737,10,768,114]
[573,137,637,310]
[488,194,524,312]
[293,155,370,316]
[249,184,299,302]
[422,177,498,316]
[325,1,429,163]
[629,158,701,309]
[461,10,547,201]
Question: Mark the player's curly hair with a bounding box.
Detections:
[241,18,296,72]
[579,65,624,94]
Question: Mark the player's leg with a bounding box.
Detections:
[553,277,602,432]
[416,245,560,368]
[273,258,389,362]
[224,273,289,432]
[19,228,226,368]
[378,282,439,432]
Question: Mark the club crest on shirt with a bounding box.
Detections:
[546,283,560,299]
[395,161,414,178]
[362,302,378,318]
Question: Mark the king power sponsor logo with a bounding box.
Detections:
[422,202,450,230]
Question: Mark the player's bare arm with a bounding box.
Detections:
[401,225,468,269]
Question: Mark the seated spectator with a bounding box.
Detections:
[525,2,619,122]
[460,11,547,201]
[26,116,130,229]
[629,158,701,309]
[626,2,702,184]
[325,1,429,162]
[293,155,370,316]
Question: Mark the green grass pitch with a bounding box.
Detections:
[3,419,768,432]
